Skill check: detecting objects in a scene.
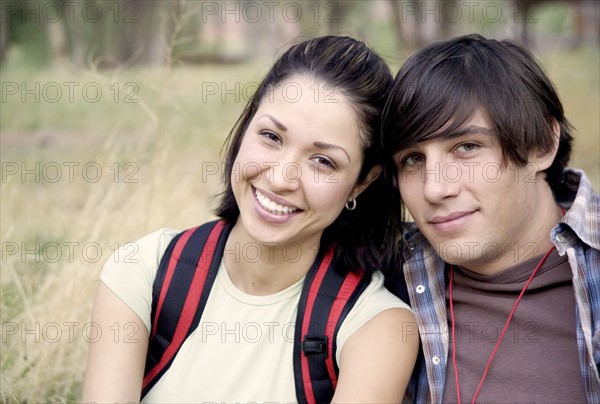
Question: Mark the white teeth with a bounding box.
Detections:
[255,189,298,215]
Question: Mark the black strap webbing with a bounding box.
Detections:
[293,247,371,404]
[142,220,230,397]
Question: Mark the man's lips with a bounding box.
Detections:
[427,211,476,233]
[429,211,474,224]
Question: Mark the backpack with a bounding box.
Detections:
[142,220,372,403]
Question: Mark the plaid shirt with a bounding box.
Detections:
[400,169,600,403]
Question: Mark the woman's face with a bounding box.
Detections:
[231,75,370,250]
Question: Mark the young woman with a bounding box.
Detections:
[82,35,418,403]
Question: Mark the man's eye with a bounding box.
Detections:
[402,154,422,167]
[456,143,479,153]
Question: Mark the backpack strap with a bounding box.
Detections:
[142,220,370,402]
[293,247,372,404]
[142,220,230,398]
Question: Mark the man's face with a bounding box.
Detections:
[394,112,553,274]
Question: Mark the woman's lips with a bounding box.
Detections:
[252,187,302,223]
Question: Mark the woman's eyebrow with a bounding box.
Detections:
[258,114,288,131]
[313,141,351,163]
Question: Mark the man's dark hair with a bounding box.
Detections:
[382,34,573,196]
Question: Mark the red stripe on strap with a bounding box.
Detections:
[150,227,197,338]
[143,221,224,387]
[324,271,363,389]
[300,249,334,404]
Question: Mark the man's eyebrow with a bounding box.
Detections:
[442,125,495,139]
[402,125,495,149]
[313,141,351,163]
[258,114,287,131]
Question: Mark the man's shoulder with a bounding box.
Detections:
[401,222,427,250]
[560,168,599,213]
[560,168,599,203]
[401,222,441,265]
[557,168,600,251]
[402,221,421,235]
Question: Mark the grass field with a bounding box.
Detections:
[1,44,599,401]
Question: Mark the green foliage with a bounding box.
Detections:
[2,0,50,66]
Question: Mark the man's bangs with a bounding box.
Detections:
[411,79,480,144]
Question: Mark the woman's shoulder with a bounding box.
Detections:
[98,227,181,332]
[102,227,180,267]
[362,271,412,311]
[334,271,413,362]
[126,228,180,258]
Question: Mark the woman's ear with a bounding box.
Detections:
[350,165,382,200]
[530,119,561,171]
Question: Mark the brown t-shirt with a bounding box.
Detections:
[442,249,587,404]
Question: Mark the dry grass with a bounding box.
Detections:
[0,63,262,401]
[0,46,598,402]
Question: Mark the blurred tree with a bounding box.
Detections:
[78,0,181,68]
[4,0,596,69]
[0,0,9,64]
[119,0,168,66]
[514,0,599,48]
[45,0,69,69]
[388,0,450,49]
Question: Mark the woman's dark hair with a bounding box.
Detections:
[214,35,394,273]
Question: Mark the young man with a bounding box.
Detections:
[382,34,599,403]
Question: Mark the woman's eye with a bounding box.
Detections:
[311,156,336,170]
[260,131,281,144]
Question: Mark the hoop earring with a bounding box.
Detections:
[345,198,357,211]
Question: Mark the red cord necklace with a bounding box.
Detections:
[449,244,555,404]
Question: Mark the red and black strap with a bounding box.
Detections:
[293,247,371,404]
[142,220,229,397]
[142,220,370,404]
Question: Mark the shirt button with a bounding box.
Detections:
[555,234,565,242]
[416,285,426,294]
[432,356,441,365]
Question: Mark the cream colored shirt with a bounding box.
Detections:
[100,228,411,403]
